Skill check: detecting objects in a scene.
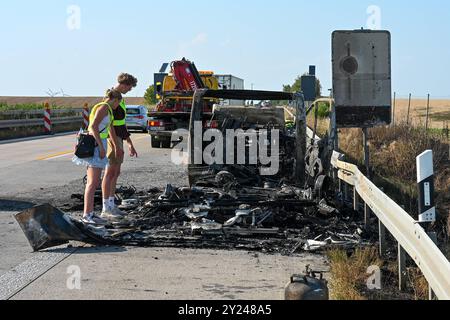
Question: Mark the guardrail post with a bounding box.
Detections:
[343,182,349,203]
[379,220,388,258]
[362,127,373,228]
[337,179,344,207]
[398,244,407,291]
[364,204,371,228]
[353,187,360,212]
[363,128,371,179]
[428,231,438,300]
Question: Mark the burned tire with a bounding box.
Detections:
[151,136,161,149]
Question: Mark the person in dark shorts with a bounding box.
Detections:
[102,73,139,216]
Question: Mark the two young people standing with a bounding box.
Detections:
[73,73,139,224]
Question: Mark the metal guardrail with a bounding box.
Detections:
[0,108,84,129]
[1,109,83,117]
[331,151,450,300]
[0,117,82,129]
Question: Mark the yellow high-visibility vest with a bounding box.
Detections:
[89,102,114,139]
[113,99,127,126]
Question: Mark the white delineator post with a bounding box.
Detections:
[82,103,90,129]
[43,102,52,135]
[416,150,438,300]
[416,150,436,223]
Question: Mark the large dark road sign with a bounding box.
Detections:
[332,30,392,128]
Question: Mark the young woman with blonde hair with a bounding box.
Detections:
[72,89,124,224]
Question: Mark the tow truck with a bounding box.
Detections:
[148,58,219,148]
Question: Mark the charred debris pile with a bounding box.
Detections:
[63,172,375,255]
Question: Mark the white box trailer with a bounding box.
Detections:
[215,74,245,106]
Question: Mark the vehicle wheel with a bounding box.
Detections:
[161,139,171,149]
[151,136,161,149]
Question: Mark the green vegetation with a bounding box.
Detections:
[144,85,158,106]
[316,102,331,118]
[283,73,322,98]
[273,75,323,106]
[0,102,66,112]
[0,102,79,121]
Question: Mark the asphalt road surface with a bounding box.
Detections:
[0,132,328,300]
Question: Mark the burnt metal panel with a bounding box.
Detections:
[14,204,90,251]
[332,30,392,128]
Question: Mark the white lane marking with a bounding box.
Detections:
[0,247,78,300]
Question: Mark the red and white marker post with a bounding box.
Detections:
[43,102,52,135]
[82,103,90,129]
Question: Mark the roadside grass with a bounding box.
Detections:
[338,123,450,242]
[0,102,69,112]
[328,248,431,300]
[327,247,383,300]
[321,120,449,300]
[0,103,81,121]
[406,268,429,300]
[0,102,84,139]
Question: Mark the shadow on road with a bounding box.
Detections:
[43,246,128,255]
[0,199,36,212]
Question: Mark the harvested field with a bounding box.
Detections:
[394,98,450,129]
[0,96,146,109]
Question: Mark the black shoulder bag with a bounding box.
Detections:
[74,127,107,159]
[75,104,113,159]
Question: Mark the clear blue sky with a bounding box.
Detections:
[1,0,449,98]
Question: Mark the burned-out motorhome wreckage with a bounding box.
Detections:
[15,89,374,254]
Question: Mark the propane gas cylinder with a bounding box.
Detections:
[285,274,329,300]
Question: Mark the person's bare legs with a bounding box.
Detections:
[102,165,114,199]
[103,164,120,206]
[84,167,102,216]
[108,164,121,198]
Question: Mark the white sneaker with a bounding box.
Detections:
[101,209,124,221]
[111,206,127,217]
[82,214,108,225]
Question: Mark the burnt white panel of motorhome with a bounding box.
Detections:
[332,30,392,128]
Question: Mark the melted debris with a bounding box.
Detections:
[66,182,375,255]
